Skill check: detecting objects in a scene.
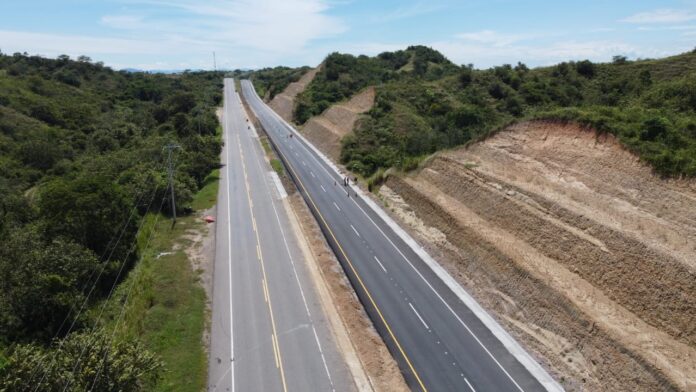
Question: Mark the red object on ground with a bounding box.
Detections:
[204,215,215,223]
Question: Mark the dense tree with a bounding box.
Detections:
[0,330,161,391]
[0,228,99,341]
[38,176,138,267]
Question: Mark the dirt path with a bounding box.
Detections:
[380,121,696,391]
[269,67,320,122]
[300,87,375,161]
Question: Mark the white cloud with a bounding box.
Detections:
[455,30,533,47]
[621,9,696,24]
[432,30,683,68]
[122,0,347,53]
[0,30,166,56]
[1,0,347,70]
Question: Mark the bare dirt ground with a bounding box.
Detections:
[269,67,320,122]
[300,87,375,161]
[380,121,696,391]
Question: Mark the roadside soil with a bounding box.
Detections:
[300,87,375,161]
[242,92,408,392]
[379,121,696,391]
[269,66,320,122]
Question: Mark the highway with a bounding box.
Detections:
[207,79,355,392]
[241,79,561,392]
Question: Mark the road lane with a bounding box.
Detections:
[207,79,355,392]
[241,79,561,392]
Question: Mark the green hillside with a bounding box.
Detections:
[294,47,696,179]
[0,53,222,389]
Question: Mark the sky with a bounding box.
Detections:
[1,0,695,70]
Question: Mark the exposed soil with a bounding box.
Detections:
[269,67,320,122]
[379,121,696,391]
[300,87,375,161]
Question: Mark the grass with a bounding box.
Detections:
[270,158,284,175]
[192,169,219,211]
[102,168,219,391]
[260,137,272,154]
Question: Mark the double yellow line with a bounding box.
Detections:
[274,141,429,391]
[236,132,288,392]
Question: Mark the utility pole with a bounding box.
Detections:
[213,51,217,71]
[163,143,181,227]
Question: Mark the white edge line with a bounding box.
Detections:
[243,80,564,392]
[225,79,235,392]
[269,171,288,199]
[238,89,335,388]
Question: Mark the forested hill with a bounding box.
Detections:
[292,46,696,179]
[0,52,222,388]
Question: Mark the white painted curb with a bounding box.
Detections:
[244,82,564,392]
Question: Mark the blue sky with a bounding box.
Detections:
[1,0,695,70]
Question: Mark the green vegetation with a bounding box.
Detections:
[249,66,311,100]
[0,52,222,389]
[296,47,696,178]
[270,158,284,175]
[294,46,454,123]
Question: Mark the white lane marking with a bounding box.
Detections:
[312,326,336,392]
[243,81,540,391]
[465,377,476,392]
[347,194,526,391]
[408,302,430,330]
[255,101,530,392]
[223,80,235,392]
[320,185,326,192]
[374,256,387,273]
[333,202,341,212]
[295,152,298,157]
[302,161,306,166]
[241,111,335,389]
[310,171,316,178]
[350,224,360,237]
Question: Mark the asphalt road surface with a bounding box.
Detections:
[207,79,355,392]
[241,79,558,392]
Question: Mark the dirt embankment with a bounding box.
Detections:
[301,87,375,161]
[380,121,696,391]
[268,67,320,122]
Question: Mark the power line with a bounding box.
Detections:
[32,174,164,391]
[163,142,181,227]
[27,162,166,388]
[88,195,168,391]
[57,188,165,392]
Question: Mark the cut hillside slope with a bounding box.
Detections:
[269,67,319,122]
[380,121,696,391]
[300,87,375,161]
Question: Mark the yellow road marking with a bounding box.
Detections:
[275,145,429,391]
[262,279,269,303]
[236,132,288,392]
[271,334,280,368]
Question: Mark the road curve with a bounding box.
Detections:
[241,79,561,392]
[207,79,355,392]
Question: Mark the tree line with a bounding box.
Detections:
[0,52,223,390]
